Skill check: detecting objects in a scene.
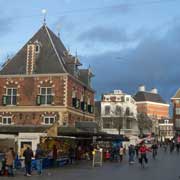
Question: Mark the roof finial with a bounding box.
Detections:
[56,23,61,38]
[67,45,70,54]
[41,9,47,25]
[75,49,78,58]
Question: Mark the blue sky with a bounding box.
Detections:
[0,0,180,103]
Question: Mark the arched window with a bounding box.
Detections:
[105,106,110,115]
[125,107,130,116]
[115,106,122,116]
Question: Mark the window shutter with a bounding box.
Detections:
[72,98,77,107]
[36,95,41,105]
[76,99,80,109]
[91,105,94,113]
[88,105,91,113]
[2,96,7,106]
[88,105,94,113]
[84,102,87,111]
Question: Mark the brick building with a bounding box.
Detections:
[0,24,95,128]
[134,85,169,120]
[171,89,180,133]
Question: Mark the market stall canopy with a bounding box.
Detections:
[0,125,50,134]
[75,121,98,133]
[58,127,129,141]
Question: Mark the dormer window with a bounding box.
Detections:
[35,44,40,53]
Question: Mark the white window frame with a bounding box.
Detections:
[176,108,180,115]
[40,87,52,105]
[176,119,180,128]
[6,88,17,105]
[43,116,55,125]
[1,116,12,125]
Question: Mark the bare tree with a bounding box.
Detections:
[137,112,152,136]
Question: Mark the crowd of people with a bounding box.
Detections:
[0,139,180,177]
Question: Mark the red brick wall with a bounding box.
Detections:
[0,76,66,106]
[137,103,169,119]
[0,111,59,125]
[67,76,94,107]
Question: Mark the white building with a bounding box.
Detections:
[159,119,174,141]
[100,90,139,139]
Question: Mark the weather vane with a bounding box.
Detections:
[41,9,47,25]
[56,23,61,37]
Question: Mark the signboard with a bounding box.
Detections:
[92,149,103,167]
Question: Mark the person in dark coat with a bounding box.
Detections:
[68,146,74,164]
[35,144,43,175]
[23,147,33,176]
[52,145,57,167]
[128,144,135,164]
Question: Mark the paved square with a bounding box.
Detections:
[1,150,180,180]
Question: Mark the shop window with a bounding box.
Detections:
[3,88,17,106]
[43,116,55,125]
[1,117,12,125]
[103,118,113,129]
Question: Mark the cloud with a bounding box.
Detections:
[77,26,148,47]
[81,22,180,103]
[0,17,13,35]
[78,26,130,43]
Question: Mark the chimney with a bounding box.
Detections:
[151,88,158,94]
[138,85,145,92]
[114,90,122,94]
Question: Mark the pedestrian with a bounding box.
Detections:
[128,144,135,164]
[52,145,57,167]
[119,145,124,162]
[5,148,15,176]
[135,144,139,158]
[35,144,43,175]
[139,142,151,167]
[23,146,33,177]
[151,141,158,159]
[170,141,174,153]
[176,143,180,153]
[68,146,74,164]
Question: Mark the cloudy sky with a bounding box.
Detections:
[0,0,180,103]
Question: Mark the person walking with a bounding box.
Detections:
[5,148,15,176]
[35,144,43,175]
[68,146,74,164]
[151,141,158,159]
[128,144,135,164]
[52,145,57,167]
[119,145,124,162]
[23,147,33,177]
[135,144,140,158]
[139,142,151,168]
[176,143,180,153]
